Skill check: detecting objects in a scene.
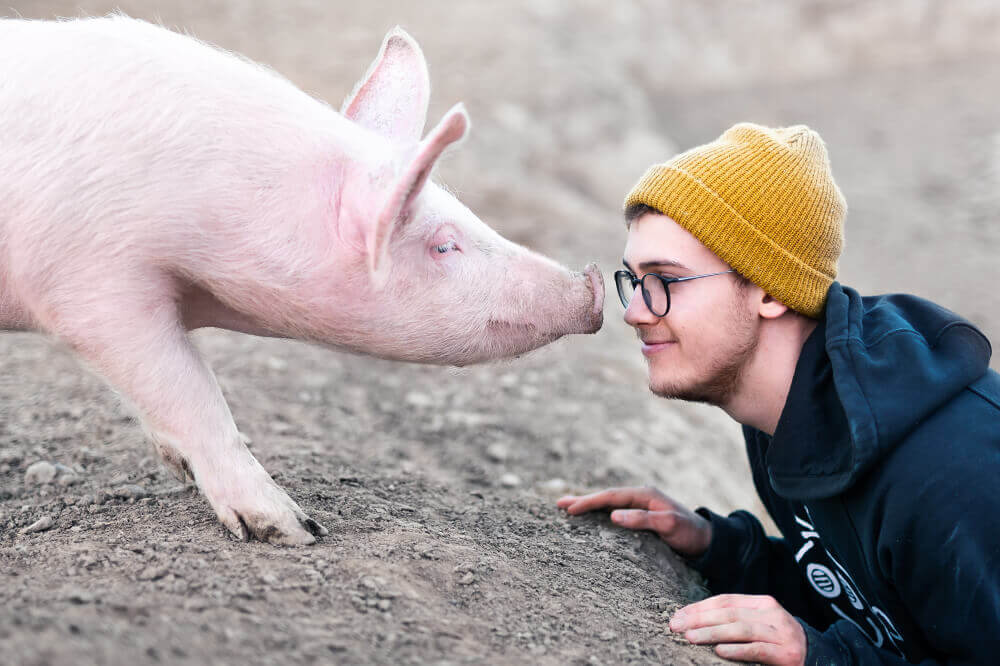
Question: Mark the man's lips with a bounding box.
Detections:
[641,340,676,356]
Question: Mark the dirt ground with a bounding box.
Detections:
[2,2,999,665]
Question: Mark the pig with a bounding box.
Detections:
[0,16,604,545]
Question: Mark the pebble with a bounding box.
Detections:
[539,478,569,493]
[404,391,434,407]
[499,473,521,488]
[598,630,617,642]
[65,588,95,604]
[485,443,509,463]
[0,449,22,465]
[138,565,170,581]
[24,461,57,486]
[22,516,54,534]
[115,484,150,500]
[457,572,476,585]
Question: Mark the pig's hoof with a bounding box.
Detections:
[218,502,328,546]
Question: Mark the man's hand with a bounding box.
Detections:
[670,594,807,665]
[556,486,712,558]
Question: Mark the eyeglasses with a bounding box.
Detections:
[614,267,736,317]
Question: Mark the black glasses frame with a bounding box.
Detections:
[614,268,737,317]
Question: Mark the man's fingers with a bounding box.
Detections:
[676,594,778,621]
[556,487,666,515]
[715,641,785,664]
[611,509,679,534]
[669,606,743,631]
[684,621,779,646]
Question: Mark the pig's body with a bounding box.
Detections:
[0,16,603,544]
[2,18,377,346]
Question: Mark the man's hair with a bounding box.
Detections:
[623,203,752,288]
[624,203,657,225]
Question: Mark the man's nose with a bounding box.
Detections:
[623,285,659,327]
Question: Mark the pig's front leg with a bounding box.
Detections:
[54,294,328,545]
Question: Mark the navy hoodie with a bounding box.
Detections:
[688,283,1000,664]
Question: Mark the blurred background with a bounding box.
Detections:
[2,2,999,664]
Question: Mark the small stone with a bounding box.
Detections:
[404,392,433,407]
[485,443,508,463]
[598,630,617,642]
[539,478,568,493]
[413,542,439,560]
[65,588,94,604]
[115,484,149,500]
[55,464,82,486]
[499,473,521,488]
[0,449,22,465]
[376,599,392,612]
[138,565,169,581]
[360,576,381,591]
[24,461,57,486]
[22,516,54,534]
[457,572,476,585]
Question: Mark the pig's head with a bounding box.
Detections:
[333,28,603,366]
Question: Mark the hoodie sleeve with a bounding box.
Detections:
[799,621,945,665]
[686,508,834,630]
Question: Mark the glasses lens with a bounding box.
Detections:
[641,274,669,316]
[614,270,634,309]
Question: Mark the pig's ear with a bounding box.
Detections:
[368,104,469,275]
[342,27,430,145]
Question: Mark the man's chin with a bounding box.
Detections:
[650,381,720,407]
[648,371,740,407]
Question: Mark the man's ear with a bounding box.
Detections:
[367,104,470,276]
[342,27,430,145]
[759,292,791,320]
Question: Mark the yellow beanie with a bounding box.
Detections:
[623,123,846,318]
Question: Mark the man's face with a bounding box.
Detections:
[622,212,759,406]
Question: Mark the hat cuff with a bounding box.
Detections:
[625,165,833,318]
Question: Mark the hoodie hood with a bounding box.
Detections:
[767,282,992,500]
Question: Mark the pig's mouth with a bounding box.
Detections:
[485,319,560,351]
[486,320,539,335]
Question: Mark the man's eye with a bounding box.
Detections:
[434,240,457,254]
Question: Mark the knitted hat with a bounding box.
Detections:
[623,123,846,318]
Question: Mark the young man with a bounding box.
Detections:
[558,123,1000,665]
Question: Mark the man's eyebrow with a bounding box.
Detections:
[622,259,692,272]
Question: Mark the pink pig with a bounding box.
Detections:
[0,16,604,544]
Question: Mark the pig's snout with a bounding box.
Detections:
[578,263,605,333]
[584,263,605,317]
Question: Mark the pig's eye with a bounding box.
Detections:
[433,240,458,254]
